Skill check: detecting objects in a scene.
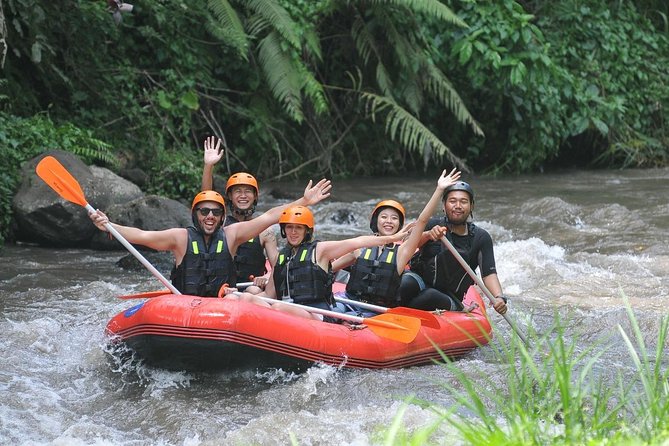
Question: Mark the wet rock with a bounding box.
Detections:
[90,195,191,250]
[12,150,143,247]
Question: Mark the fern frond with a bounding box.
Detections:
[258,31,304,122]
[303,27,323,62]
[369,0,467,28]
[207,0,249,59]
[361,92,470,171]
[247,0,301,49]
[375,62,395,99]
[401,77,423,115]
[352,16,376,65]
[423,62,484,136]
[374,9,414,70]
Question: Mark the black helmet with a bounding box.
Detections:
[443,181,474,204]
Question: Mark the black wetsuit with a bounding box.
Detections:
[401,216,497,311]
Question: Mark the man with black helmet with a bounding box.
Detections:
[88,177,331,297]
[201,136,278,292]
[401,181,508,315]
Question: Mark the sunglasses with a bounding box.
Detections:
[196,207,224,217]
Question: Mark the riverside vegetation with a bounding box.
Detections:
[379,294,669,445]
[1,1,668,246]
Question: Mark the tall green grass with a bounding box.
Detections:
[383,296,669,445]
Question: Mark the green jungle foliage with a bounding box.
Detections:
[1,0,668,243]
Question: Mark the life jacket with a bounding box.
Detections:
[346,244,401,307]
[410,218,478,302]
[272,240,333,305]
[170,226,236,297]
[224,215,267,281]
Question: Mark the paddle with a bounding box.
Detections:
[35,155,182,296]
[233,292,421,344]
[440,236,529,345]
[333,295,440,329]
[117,282,256,300]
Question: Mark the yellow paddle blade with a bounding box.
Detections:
[364,313,421,344]
[35,156,88,207]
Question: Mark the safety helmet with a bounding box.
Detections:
[369,200,405,233]
[191,190,226,231]
[279,205,314,242]
[442,181,475,204]
[225,172,258,197]
[192,190,226,212]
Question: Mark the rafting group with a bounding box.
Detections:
[83,136,509,325]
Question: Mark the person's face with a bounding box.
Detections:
[444,191,472,225]
[284,223,307,247]
[229,185,256,211]
[376,208,401,236]
[195,201,224,234]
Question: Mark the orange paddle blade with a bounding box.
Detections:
[364,313,421,344]
[387,307,440,329]
[35,156,88,207]
[118,290,172,300]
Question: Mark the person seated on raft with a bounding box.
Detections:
[201,136,278,295]
[229,205,409,321]
[331,169,462,316]
[400,180,508,315]
[88,179,331,298]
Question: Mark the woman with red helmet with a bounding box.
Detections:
[331,169,461,312]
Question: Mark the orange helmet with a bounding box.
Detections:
[370,200,405,233]
[279,205,314,242]
[279,205,314,228]
[225,172,258,196]
[191,190,226,212]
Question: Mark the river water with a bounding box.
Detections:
[1,168,668,445]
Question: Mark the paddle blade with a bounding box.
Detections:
[118,290,171,300]
[364,313,421,344]
[35,156,88,207]
[387,307,440,329]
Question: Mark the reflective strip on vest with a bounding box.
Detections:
[191,241,199,254]
[299,249,308,262]
[216,240,224,253]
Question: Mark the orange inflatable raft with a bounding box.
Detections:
[106,286,492,370]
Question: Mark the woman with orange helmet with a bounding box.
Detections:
[201,136,279,292]
[233,204,412,321]
[331,169,461,311]
[88,174,332,297]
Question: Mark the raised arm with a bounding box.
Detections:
[201,136,224,191]
[317,232,406,269]
[331,250,359,272]
[395,168,460,272]
[226,179,332,255]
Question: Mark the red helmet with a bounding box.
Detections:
[225,172,259,197]
[370,200,405,233]
[279,205,314,242]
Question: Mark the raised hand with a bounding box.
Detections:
[302,179,332,205]
[394,221,416,241]
[203,136,224,166]
[437,168,461,191]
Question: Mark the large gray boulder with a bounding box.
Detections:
[90,194,192,250]
[12,151,143,247]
